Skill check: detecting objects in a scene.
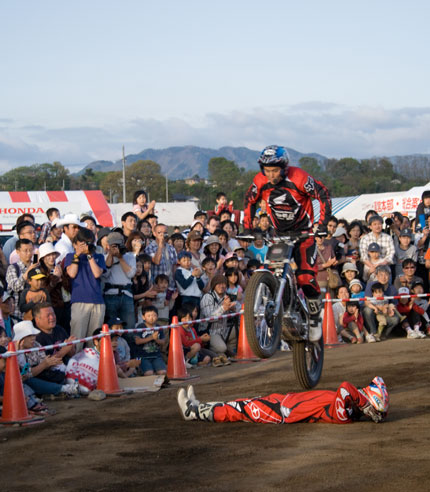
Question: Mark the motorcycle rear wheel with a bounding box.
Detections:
[244,271,282,358]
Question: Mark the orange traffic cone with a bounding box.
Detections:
[167,317,198,380]
[322,293,342,348]
[96,324,125,395]
[0,342,44,425]
[232,306,260,362]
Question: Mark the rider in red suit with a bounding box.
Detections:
[177,377,389,424]
[243,145,332,341]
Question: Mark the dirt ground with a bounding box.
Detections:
[1,338,429,492]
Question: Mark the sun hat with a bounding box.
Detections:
[186,230,203,243]
[204,235,221,246]
[38,242,60,261]
[341,262,359,274]
[96,227,111,245]
[349,279,362,288]
[107,231,125,246]
[13,321,40,342]
[333,227,347,238]
[57,213,86,228]
[224,252,238,261]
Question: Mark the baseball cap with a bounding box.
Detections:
[368,242,381,253]
[27,267,46,280]
[107,231,125,246]
[178,251,192,260]
[398,287,409,295]
[399,228,412,238]
[107,317,126,328]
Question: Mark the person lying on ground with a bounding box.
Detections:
[177,377,389,424]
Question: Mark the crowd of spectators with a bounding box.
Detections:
[1,188,430,415]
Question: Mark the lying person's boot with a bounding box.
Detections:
[177,388,221,422]
[307,297,323,342]
[187,385,199,405]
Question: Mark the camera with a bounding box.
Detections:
[385,218,393,226]
[87,243,96,254]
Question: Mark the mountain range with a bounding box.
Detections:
[78,145,327,179]
[77,146,430,181]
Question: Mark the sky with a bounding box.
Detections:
[0,0,429,173]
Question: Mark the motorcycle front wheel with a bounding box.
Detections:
[244,271,282,358]
[292,335,324,389]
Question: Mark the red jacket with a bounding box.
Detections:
[243,167,331,232]
[397,301,425,316]
[342,311,364,332]
[179,324,203,348]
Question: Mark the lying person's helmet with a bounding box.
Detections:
[360,376,389,415]
[258,145,290,177]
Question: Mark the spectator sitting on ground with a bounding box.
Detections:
[410,280,430,334]
[341,301,365,344]
[0,291,18,340]
[200,274,240,360]
[396,287,427,339]
[365,282,399,341]
[103,231,136,334]
[360,215,395,272]
[393,259,423,291]
[33,302,75,363]
[132,189,156,221]
[145,223,178,290]
[65,227,106,351]
[175,251,204,311]
[108,317,141,375]
[332,285,350,340]
[55,214,83,264]
[8,220,38,265]
[177,305,216,368]
[393,228,418,277]
[6,239,38,321]
[133,306,167,376]
[363,265,400,342]
[14,320,78,397]
[19,267,51,320]
[38,207,60,245]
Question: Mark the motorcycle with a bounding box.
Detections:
[243,232,324,389]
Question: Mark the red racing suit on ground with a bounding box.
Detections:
[213,381,369,424]
[243,166,331,297]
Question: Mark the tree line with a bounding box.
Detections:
[0,156,426,210]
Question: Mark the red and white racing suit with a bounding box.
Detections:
[243,166,332,298]
[213,381,369,424]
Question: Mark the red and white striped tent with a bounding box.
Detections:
[0,190,114,228]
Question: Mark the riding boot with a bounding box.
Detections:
[177,388,221,422]
[306,296,323,342]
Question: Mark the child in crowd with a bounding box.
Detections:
[396,287,427,339]
[19,268,51,320]
[223,252,246,290]
[201,257,217,293]
[0,326,10,348]
[246,258,261,279]
[152,274,177,326]
[365,283,397,341]
[349,279,365,307]
[341,301,364,343]
[410,281,430,334]
[0,291,17,340]
[138,253,153,287]
[133,306,167,376]
[175,251,205,310]
[177,306,216,368]
[248,229,268,263]
[363,242,385,282]
[394,229,418,277]
[132,258,157,320]
[225,268,243,304]
[108,317,141,376]
[214,192,234,216]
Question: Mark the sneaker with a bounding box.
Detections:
[185,361,193,369]
[212,357,223,367]
[366,334,376,343]
[280,340,291,351]
[219,354,231,366]
[177,388,197,421]
[61,380,79,397]
[414,328,426,339]
[407,330,420,339]
[373,334,381,342]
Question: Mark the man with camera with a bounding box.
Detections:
[103,232,137,332]
[65,228,106,351]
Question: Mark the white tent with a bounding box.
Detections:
[109,201,199,227]
[313,182,430,222]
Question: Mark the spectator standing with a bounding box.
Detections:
[145,223,177,290]
[121,212,138,240]
[38,208,60,244]
[2,213,35,261]
[65,228,106,350]
[103,232,136,334]
[55,214,83,264]
[186,230,203,269]
[8,220,38,265]
[359,215,395,270]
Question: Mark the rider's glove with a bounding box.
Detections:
[361,403,383,423]
[315,224,327,237]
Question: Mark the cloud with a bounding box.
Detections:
[0,103,429,173]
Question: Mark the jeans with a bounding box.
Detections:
[25,377,63,396]
[363,306,400,336]
[104,293,136,332]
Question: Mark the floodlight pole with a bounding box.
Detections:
[122,145,126,203]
